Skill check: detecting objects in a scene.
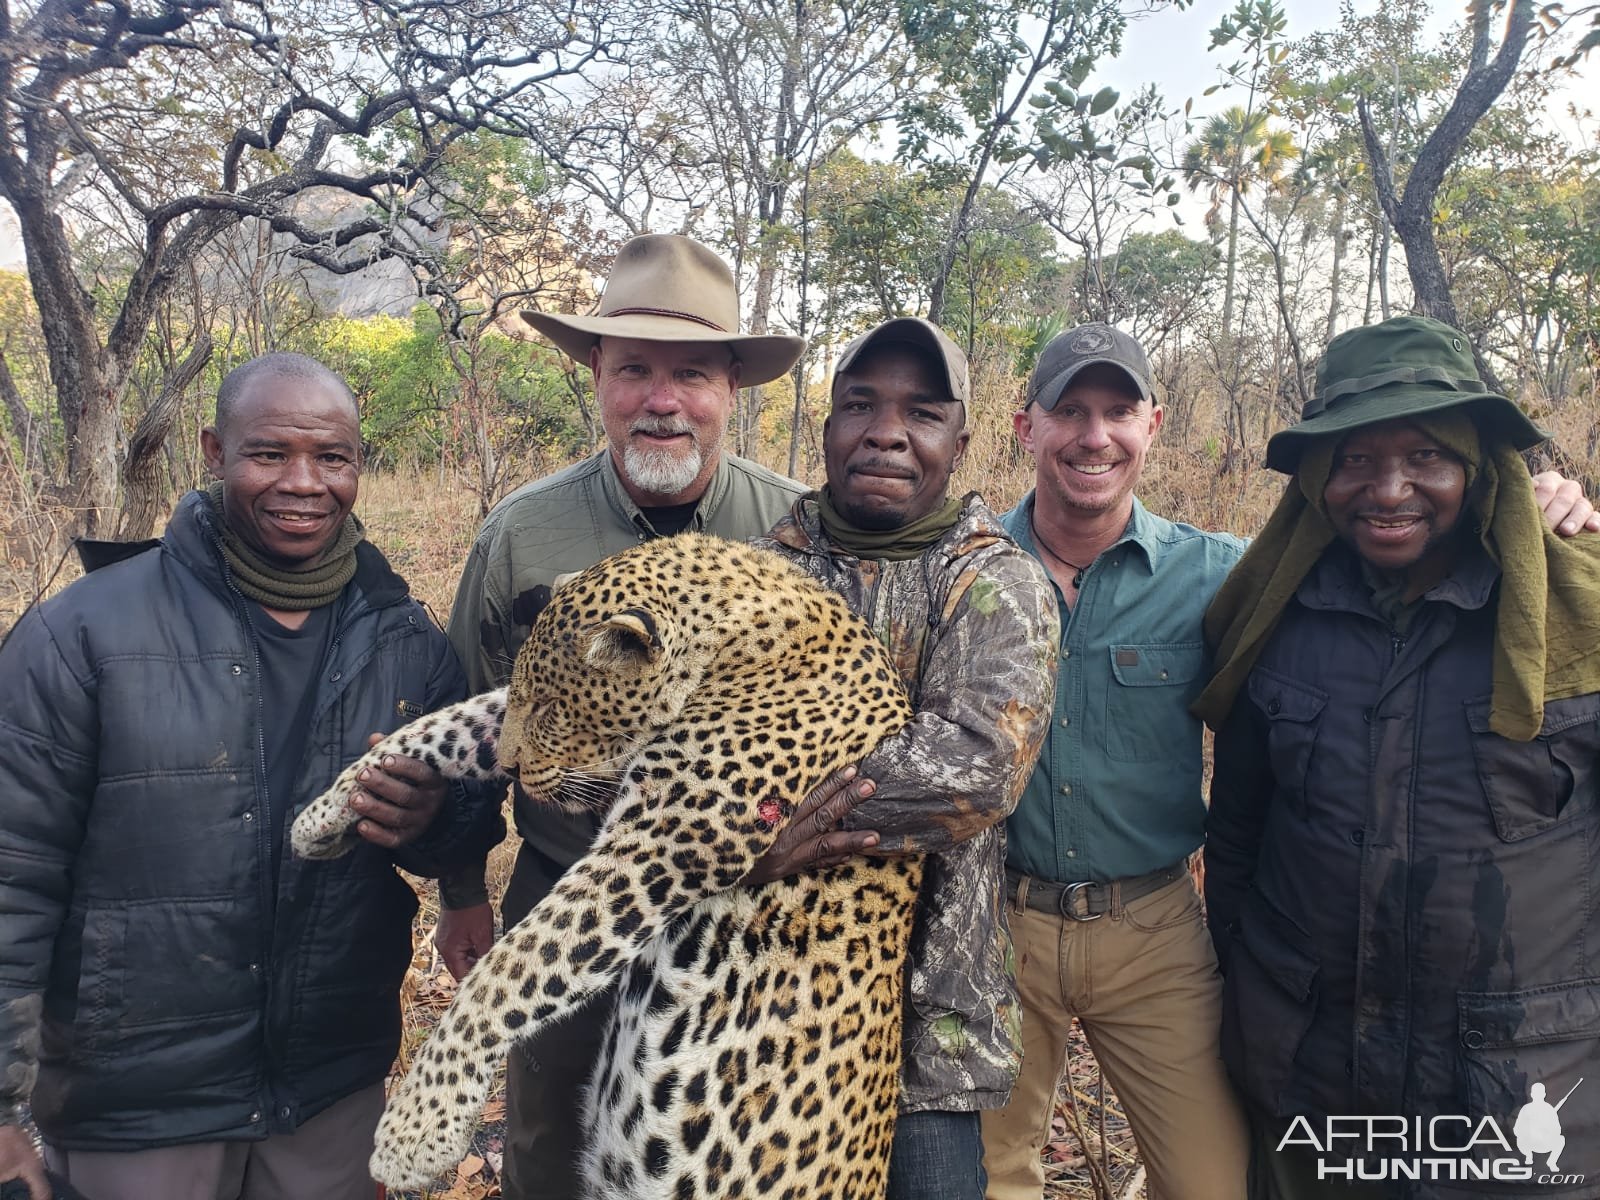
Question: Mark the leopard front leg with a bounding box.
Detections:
[366,995,501,1189]
[367,862,636,1186]
[368,811,738,1189]
[290,689,508,860]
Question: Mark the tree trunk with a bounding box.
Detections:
[742,252,783,458]
[928,170,984,326]
[1392,210,1460,327]
[8,190,124,534]
[1377,221,1392,320]
[787,364,806,479]
[1325,192,1349,342]
[1221,187,1241,342]
[1357,0,1534,389]
[0,350,51,484]
[117,332,214,540]
[1363,226,1379,324]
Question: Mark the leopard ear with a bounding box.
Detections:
[585,607,662,668]
[552,570,579,593]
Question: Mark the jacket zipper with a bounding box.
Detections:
[199,510,420,1132]
[208,544,279,1127]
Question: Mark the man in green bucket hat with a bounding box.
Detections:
[1195,314,1600,1198]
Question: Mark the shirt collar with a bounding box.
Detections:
[1008,491,1158,572]
[597,449,733,534]
[1299,539,1501,615]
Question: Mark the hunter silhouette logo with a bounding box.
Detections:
[1514,1079,1581,1173]
[1276,1076,1588,1186]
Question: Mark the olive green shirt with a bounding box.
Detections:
[442,450,805,904]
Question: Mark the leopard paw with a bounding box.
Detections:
[367,1069,481,1189]
[289,764,367,860]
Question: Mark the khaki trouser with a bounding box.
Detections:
[982,875,1250,1200]
[43,1082,384,1200]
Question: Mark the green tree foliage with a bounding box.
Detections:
[894,0,1150,321]
[810,156,1062,350]
[296,306,590,477]
[1071,231,1222,350]
[1436,105,1600,400]
[0,0,607,535]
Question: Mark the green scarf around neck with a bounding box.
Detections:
[1191,412,1600,741]
[204,481,364,611]
[815,487,962,562]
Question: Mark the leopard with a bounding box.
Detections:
[291,533,921,1198]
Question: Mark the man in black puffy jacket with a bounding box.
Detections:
[0,353,499,1200]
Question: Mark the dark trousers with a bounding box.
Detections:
[888,1109,987,1200]
[499,845,616,1200]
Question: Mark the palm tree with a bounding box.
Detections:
[1181,105,1298,343]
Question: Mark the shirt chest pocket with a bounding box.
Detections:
[1247,669,1328,814]
[1465,694,1600,841]
[1104,642,1206,762]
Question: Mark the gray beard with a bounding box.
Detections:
[622,439,704,497]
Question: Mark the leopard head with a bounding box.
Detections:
[497,550,708,814]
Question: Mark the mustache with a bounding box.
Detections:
[850,458,913,477]
[630,416,694,437]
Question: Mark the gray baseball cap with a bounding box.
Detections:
[834,317,969,405]
[1027,323,1153,410]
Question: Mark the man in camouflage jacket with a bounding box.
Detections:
[749,317,1058,1199]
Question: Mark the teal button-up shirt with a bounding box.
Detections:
[1000,493,1245,883]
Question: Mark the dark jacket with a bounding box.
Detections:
[754,494,1059,1112]
[0,491,497,1149]
[1206,543,1600,1195]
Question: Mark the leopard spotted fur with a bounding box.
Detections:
[291,534,919,1197]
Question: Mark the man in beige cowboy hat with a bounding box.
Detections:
[435,234,813,1199]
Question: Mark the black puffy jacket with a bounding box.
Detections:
[0,491,500,1149]
[1206,543,1600,1196]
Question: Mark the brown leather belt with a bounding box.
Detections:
[1005,863,1188,922]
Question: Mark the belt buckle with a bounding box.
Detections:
[1059,881,1104,922]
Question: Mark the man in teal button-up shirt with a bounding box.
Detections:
[979,324,1252,1200]
[1000,494,1245,884]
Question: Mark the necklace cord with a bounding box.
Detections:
[1030,515,1093,590]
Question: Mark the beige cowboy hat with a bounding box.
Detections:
[520,234,807,387]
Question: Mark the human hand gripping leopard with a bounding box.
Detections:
[291,535,918,1198]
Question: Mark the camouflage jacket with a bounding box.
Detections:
[753,493,1058,1112]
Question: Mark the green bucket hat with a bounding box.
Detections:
[1265,314,1549,473]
